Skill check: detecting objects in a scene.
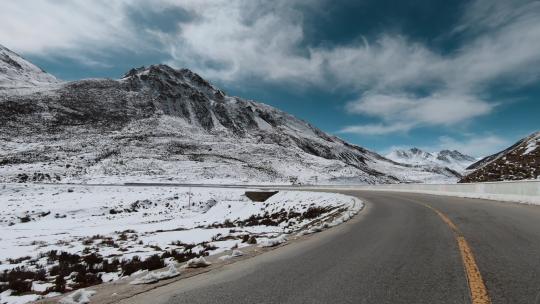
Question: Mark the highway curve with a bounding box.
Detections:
[119,191,540,304]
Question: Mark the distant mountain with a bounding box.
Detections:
[0,44,59,91]
[0,45,460,184]
[386,148,476,172]
[460,132,540,182]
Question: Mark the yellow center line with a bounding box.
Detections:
[420,203,492,304]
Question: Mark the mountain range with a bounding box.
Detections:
[0,44,465,185]
[386,148,476,173]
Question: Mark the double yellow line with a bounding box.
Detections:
[421,203,492,304]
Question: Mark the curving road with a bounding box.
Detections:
[122,191,540,304]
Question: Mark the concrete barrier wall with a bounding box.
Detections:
[301,180,540,205]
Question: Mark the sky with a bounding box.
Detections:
[1,0,539,157]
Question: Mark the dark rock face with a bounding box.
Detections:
[461,132,540,182]
[1,53,23,70]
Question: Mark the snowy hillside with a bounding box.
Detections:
[386,148,476,173]
[0,184,362,303]
[461,131,540,182]
[0,45,459,184]
[0,44,59,91]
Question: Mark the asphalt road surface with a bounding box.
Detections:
[122,191,540,304]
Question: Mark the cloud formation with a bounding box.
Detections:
[340,92,494,135]
[0,0,538,136]
[0,1,142,65]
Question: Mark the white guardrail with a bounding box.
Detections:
[301,180,540,205]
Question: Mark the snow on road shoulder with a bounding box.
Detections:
[0,184,362,303]
[183,256,211,268]
[258,234,288,248]
[130,263,179,285]
[59,289,95,304]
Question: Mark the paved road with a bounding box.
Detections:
[124,191,540,304]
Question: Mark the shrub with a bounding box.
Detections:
[170,241,196,251]
[300,206,333,220]
[83,253,103,271]
[49,275,66,293]
[19,215,32,223]
[241,235,257,244]
[73,272,102,288]
[100,238,117,247]
[120,255,164,276]
[161,250,199,264]
[7,256,31,264]
[101,259,120,273]
[0,267,46,294]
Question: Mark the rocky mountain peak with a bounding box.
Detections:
[409,147,431,156]
[121,64,225,98]
[437,150,476,163]
[386,147,476,173]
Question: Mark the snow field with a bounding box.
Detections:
[0,184,362,304]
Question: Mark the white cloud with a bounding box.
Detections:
[0,0,538,135]
[0,0,171,65]
[0,1,137,56]
[340,92,494,135]
[158,0,539,135]
[156,0,325,84]
[339,122,415,136]
[315,36,444,92]
[3,0,539,90]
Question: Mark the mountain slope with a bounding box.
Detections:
[0,44,59,91]
[0,46,459,184]
[460,131,540,182]
[386,148,476,172]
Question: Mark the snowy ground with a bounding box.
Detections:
[0,184,362,304]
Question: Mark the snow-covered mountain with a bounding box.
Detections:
[386,148,476,172]
[0,44,59,91]
[0,45,460,184]
[461,131,540,182]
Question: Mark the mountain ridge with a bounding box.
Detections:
[461,131,540,182]
[0,44,59,91]
[386,147,476,173]
[0,45,461,184]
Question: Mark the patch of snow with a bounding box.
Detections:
[59,289,96,304]
[32,281,54,292]
[230,249,244,257]
[0,290,41,304]
[258,234,288,247]
[129,269,149,277]
[307,225,323,234]
[130,263,180,285]
[0,184,363,302]
[100,272,120,283]
[524,139,538,155]
[184,257,211,268]
[218,249,244,261]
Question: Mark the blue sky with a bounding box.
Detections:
[1,0,539,157]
